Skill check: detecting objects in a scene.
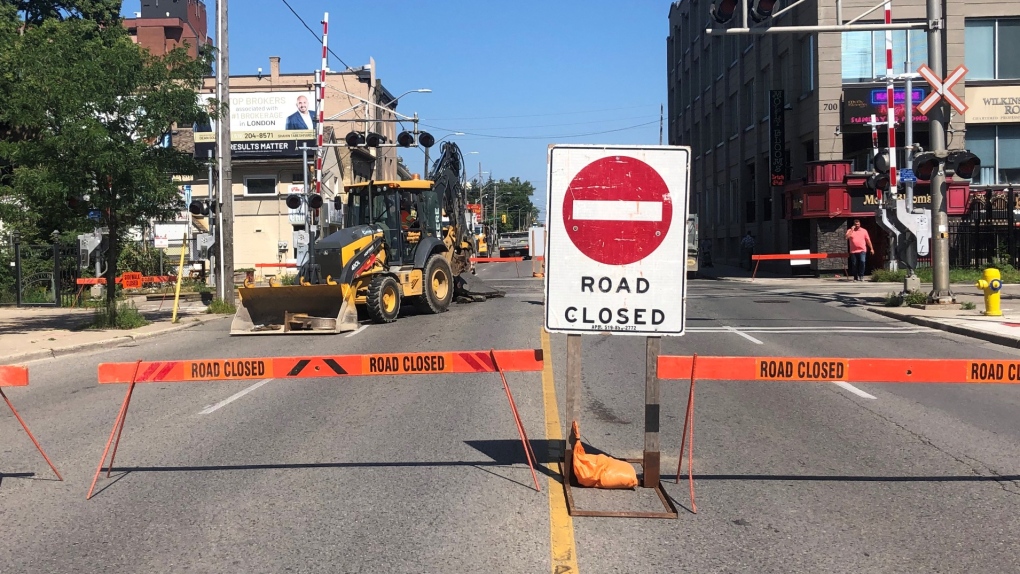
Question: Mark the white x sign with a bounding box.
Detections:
[917,64,968,115]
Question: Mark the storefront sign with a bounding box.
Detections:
[849,189,931,213]
[841,86,929,128]
[194,91,316,158]
[965,86,1020,124]
[769,90,786,187]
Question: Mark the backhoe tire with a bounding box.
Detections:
[416,255,454,314]
[367,274,401,324]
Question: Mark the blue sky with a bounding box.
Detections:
[123,1,670,217]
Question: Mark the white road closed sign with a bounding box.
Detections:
[544,145,691,336]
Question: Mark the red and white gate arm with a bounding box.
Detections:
[885,0,897,188]
[315,13,328,197]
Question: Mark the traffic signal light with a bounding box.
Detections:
[866,151,891,193]
[418,132,435,148]
[333,196,343,211]
[366,132,387,147]
[501,213,507,224]
[711,0,738,24]
[750,0,778,22]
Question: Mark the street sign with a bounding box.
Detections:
[87,209,102,222]
[545,145,691,336]
[900,168,917,183]
[154,235,169,249]
[917,64,968,115]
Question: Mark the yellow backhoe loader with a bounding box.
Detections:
[230,142,481,335]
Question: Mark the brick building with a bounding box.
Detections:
[125,0,210,58]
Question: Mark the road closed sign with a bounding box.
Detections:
[544,145,691,336]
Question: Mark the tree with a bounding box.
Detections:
[476,176,539,234]
[0,6,212,321]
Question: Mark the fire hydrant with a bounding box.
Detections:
[975,268,1003,316]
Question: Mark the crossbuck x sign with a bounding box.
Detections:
[917,64,968,115]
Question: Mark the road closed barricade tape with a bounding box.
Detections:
[657,354,1020,511]
[87,349,544,499]
[0,365,63,481]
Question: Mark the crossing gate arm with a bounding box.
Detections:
[0,365,63,480]
[658,356,1020,384]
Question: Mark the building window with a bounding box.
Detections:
[244,176,277,196]
[841,30,927,82]
[728,35,739,66]
[800,36,815,95]
[966,19,1020,80]
[967,125,1020,185]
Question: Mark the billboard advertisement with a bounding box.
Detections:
[194,91,316,158]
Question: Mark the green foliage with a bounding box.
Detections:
[871,269,906,283]
[0,7,213,323]
[118,242,165,277]
[962,301,976,310]
[472,176,540,234]
[86,301,149,330]
[206,297,236,315]
[279,273,299,286]
[884,292,904,307]
[902,290,928,306]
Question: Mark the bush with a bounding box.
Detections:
[962,301,976,310]
[87,302,150,330]
[206,297,236,314]
[884,292,904,307]
[871,269,906,283]
[279,273,299,286]
[903,290,928,306]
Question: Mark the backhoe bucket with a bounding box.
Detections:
[230,284,360,335]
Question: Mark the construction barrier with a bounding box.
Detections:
[76,275,174,286]
[750,252,848,280]
[87,349,544,499]
[0,365,63,481]
[471,256,544,263]
[657,354,1020,512]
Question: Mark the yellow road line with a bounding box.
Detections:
[541,328,579,574]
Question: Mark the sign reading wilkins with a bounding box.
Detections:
[544,145,691,336]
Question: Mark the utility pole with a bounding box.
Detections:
[216,0,234,301]
[926,0,953,303]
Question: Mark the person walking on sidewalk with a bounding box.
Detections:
[845,219,874,281]
[740,232,756,270]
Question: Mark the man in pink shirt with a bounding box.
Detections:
[845,219,874,281]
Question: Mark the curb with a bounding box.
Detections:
[1,314,229,365]
[868,307,1020,349]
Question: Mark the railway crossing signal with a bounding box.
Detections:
[917,64,968,115]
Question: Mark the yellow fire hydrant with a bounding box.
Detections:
[975,268,1003,316]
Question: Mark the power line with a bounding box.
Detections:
[279,0,351,71]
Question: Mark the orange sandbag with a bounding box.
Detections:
[571,422,638,489]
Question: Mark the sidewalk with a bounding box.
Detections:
[696,263,1020,349]
[0,295,227,364]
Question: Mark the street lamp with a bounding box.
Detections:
[424,132,464,176]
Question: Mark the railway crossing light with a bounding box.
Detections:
[285,194,302,210]
[750,0,778,22]
[710,0,738,24]
[866,151,891,193]
[344,131,366,147]
[365,132,388,147]
[308,193,323,210]
[948,150,980,180]
[912,150,980,181]
[188,199,216,216]
[395,130,436,148]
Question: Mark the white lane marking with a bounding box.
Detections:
[572,200,662,222]
[199,378,274,414]
[345,325,369,338]
[833,381,877,400]
[723,326,764,345]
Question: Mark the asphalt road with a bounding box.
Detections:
[2,261,1019,573]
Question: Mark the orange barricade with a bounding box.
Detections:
[750,252,848,280]
[87,349,544,499]
[77,275,174,286]
[657,354,1020,511]
[0,365,63,481]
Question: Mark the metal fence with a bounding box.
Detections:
[948,189,1019,270]
[0,237,79,307]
